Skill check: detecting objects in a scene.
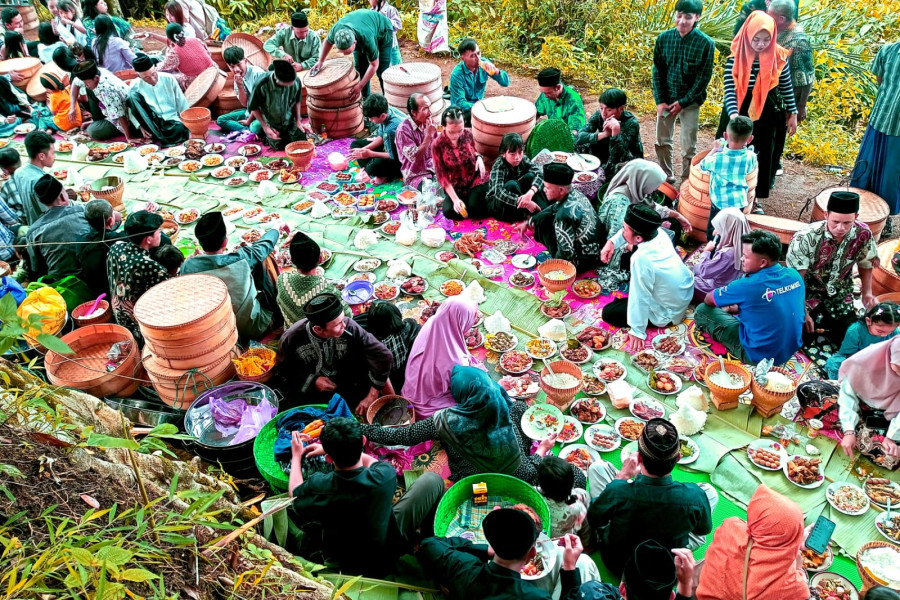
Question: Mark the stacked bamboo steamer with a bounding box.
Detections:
[300,58,363,139]
[680,150,758,242]
[382,62,446,126]
[471,96,537,162]
[134,275,238,409]
[873,239,900,296]
[0,57,40,90]
[810,186,890,241]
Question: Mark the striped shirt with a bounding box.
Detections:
[700,144,758,210]
[724,56,797,116]
[869,41,900,137]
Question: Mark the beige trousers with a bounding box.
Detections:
[655,103,701,180]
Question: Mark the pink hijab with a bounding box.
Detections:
[402,297,480,418]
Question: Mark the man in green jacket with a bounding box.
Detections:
[263,11,321,73]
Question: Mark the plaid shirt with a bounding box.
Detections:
[652,27,716,107]
[700,145,758,210]
[486,155,543,208]
[0,187,17,261]
[535,85,586,131]
[0,178,23,226]
[868,41,900,137]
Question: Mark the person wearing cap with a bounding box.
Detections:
[127,55,190,147]
[348,93,405,184]
[276,231,350,326]
[448,38,510,125]
[274,292,394,412]
[248,59,309,151]
[40,70,82,132]
[77,199,125,299]
[311,9,394,98]
[158,23,215,90]
[394,92,436,190]
[263,11,321,73]
[216,46,267,135]
[521,162,600,273]
[587,418,714,578]
[786,190,879,346]
[72,60,137,142]
[698,229,805,364]
[602,204,694,353]
[181,212,280,341]
[580,541,696,600]
[418,507,586,600]
[106,210,169,344]
[289,417,444,576]
[25,174,90,280]
[534,67,585,136]
[576,88,644,182]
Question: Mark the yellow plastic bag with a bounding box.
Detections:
[17,287,67,344]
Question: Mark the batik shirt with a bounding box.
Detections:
[75,68,129,122]
[534,189,600,271]
[786,221,878,317]
[106,240,169,344]
[778,24,816,89]
[535,85,586,132]
[394,117,434,188]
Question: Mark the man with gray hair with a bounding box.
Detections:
[394,92,436,189]
[78,199,125,299]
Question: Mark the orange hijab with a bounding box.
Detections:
[696,485,810,600]
[730,11,790,121]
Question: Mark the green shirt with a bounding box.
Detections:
[326,9,393,62]
[247,74,302,131]
[869,41,900,137]
[263,27,321,69]
[276,272,351,326]
[535,84,585,131]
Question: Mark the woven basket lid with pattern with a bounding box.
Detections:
[135,274,231,330]
[26,61,68,101]
[301,58,354,91]
[524,118,573,158]
[222,32,271,71]
[0,56,40,77]
[382,62,441,89]
[184,66,227,108]
[814,186,889,222]
[472,96,536,125]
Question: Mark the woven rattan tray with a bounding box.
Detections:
[222,33,271,71]
[382,62,441,88]
[184,66,227,108]
[134,274,230,330]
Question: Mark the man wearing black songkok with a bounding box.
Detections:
[418,507,587,600]
[126,54,190,146]
[587,418,714,578]
[521,162,601,273]
[535,67,586,135]
[274,292,393,412]
[25,174,91,280]
[262,10,321,72]
[275,231,351,326]
[579,540,697,600]
[248,59,311,150]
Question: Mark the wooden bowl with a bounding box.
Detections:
[366,394,415,427]
[750,366,797,417]
[704,360,751,411]
[539,360,584,410]
[537,259,577,293]
[71,299,111,327]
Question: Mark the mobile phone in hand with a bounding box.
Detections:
[805,515,835,555]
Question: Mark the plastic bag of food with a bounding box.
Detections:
[462,280,486,303]
[17,286,67,341]
[310,201,330,219]
[210,396,247,435]
[354,229,378,250]
[387,258,412,279]
[257,179,278,199]
[538,318,567,342]
[420,227,446,248]
[417,0,450,53]
[328,152,349,171]
[395,221,417,246]
[105,341,133,372]
[484,310,511,334]
[72,143,90,162]
[122,150,147,174]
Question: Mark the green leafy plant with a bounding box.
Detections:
[0,293,72,357]
[84,423,196,458]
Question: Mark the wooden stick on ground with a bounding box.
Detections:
[202,497,294,556]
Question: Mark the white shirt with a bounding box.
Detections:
[627,229,695,338]
[130,72,188,121]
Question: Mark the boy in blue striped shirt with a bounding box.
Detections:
[700,116,757,239]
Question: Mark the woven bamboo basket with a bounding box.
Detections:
[811,186,890,241]
[435,474,551,538]
[45,324,140,398]
[873,239,900,296]
[306,102,364,139]
[747,214,805,246]
[856,541,900,594]
[539,360,584,410]
[750,366,797,417]
[26,61,68,103]
[537,259,577,293]
[704,360,751,411]
[222,33,271,71]
[233,347,276,384]
[71,299,111,327]
[134,274,232,341]
[145,322,238,370]
[382,62,442,110]
[90,176,125,211]
[180,106,212,138]
[300,58,357,97]
[688,150,758,197]
[285,140,315,170]
[0,57,40,89]
[366,394,416,426]
[472,96,537,160]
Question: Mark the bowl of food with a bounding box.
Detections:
[500,350,533,375]
[440,279,465,297]
[615,417,645,442]
[576,326,611,350]
[525,338,557,361]
[856,542,900,591]
[374,282,399,300]
[586,424,620,452]
[540,298,572,319]
[510,270,536,289]
[537,259,577,293]
[593,358,627,383]
[521,403,564,440]
[539,360,583,409]
[652,334,685,356]
[581,375,606,396]
[160,219,180,240]
[809,572,859,600]
[559,444,597,472]
[572,279,601,299]
[569,397,606,424]
[647,370,682,396]
[557,416,583,444]
[400,276,428,295]
[485,331,518,353]
[704,360,751,410]
[560,342,592,364]
[750,366,798,418]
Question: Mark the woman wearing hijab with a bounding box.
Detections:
[402,297,482,418]
[696,485,809,600]
[158,23,214,90]
[692,207,751,301]
[355,301,421,392]
[717,11,797,211]
[362,365,587,487]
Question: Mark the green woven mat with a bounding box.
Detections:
[525,118,575,158]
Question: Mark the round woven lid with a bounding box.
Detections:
[747,214,806,235]
[26,61,68,99]
[382,62,441,88]
[222,32,271,71]
[301,58,354,91]
[184,66,226,108]
[814,186,889,222]
[877,240,900,280]
[0,56,40,76]
[471,96,537,127]
[134,274,230,330]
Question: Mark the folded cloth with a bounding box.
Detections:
[272,394,353,463]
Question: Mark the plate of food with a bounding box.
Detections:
[202,154,224,168]
[615,417,645,442]
[334,172,353,182]
[356,194,375,210]
[653,334,686,356]
[465,326,483,350]
[520,540,555,580]
[435,251,457,263]
[493,240,519,256]
[242,206,264,223]
[440,279,465,297]
[373,281,399,301]
[647,370,682,396]
[258,212,281,225]
[211,166,235,179]
[664,356,697,377]
[266,158,291,171]
[572,279,602,299]
[521,403,564,440]
[146,152,165,165]
[400,276,428,295]
[525,338,556,360]
[277,168,301,184]
[165,146,186,158]
[559,444,598,472]
[178,160,202,173]
[226,156,247,169]
[87,147,111,162]
[174,208,199,225]
[332,206,357,219]
[13,123,36,135]
[826,482,869,516]
[581,375,606,396]
[162,157,181,167]
[350,272,376,284]
[249,169,273,183]
[52,169,68,181]
[746,439,787,471]
[112,153,125,164]
[241,161,264,174]
[376,198,399,212]
[372,210,390,225]
[343,182,367,194]
[585,424,620,452]
[809,573,858,600]
[480,264,504,279]
[484,332,519,353]
[783,455,825,489]
[353,258,382,272]
[334,192,357,207]
[864,478,900,508]
[678,436,700,465]
[222,205,244,220]
[576,326,611,351]
[204,142,226,154]
[500,350,533,374]
[314,181,341,195]
[55,140,75,152]
[241,229,262,244]
[560,343,592,364]
[499,373,540,399]
[570,397,606,424]
[593,359,627,383]
[397,189,418,205]
[291,199,315,214]
[106,141,128,153]
[238,144,261,157]
[875,512,900,543]
[541,299,572,319]
[319,249,332,265]
[557,416,583,444]
[511,254,536,269]
[801,545,834,572]
[627,397,664,421]
[380,220,401,236]
[225,176,247,186]
[631,350,662,374]
[510,271,536,289]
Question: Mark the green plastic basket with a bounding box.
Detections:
[434,473,551,537]
[526,118,575,158]
[253,405,330,493]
